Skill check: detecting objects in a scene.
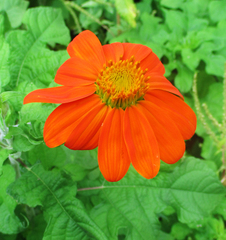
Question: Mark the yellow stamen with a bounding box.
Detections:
[95,56,150,109]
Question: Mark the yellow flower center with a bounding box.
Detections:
[95,56,150,109]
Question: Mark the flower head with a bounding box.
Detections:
[24,30,197,182]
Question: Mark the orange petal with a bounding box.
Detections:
[44,94,101,148]
[67,30,105,72]
[147,73,184,99]
[102,42,124,63]
[140,51,165,75]
[23,84,96,104]
[138,101,185,164]
[65,103,108,150]
[122,43,152,62]
[98,108,130,182]
[123,106,160,179]
[145,90,197,140]
[55,57,98,86]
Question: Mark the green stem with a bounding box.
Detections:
[192,72,219,144]
[202,103,222,131]
[65,1,115,36]
[65,2,82,33]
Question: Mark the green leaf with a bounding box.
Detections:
[0,149,9,175]
[201,136,222,168]
[209,0,226,23]
[20,103,56,124]
[115,0,137,28]
[161,0,184,9]
[24,143,67,170]
[25,214,47,240]
[163,9,186,32]
[0,0,29,28]
[12,134,37,152]
[0,165,24,234]
[0,36,10,90]
[171,222,191,240]
[7,164,108,240]
[175,62,193,93]
[6,7,70,88]
[82,158,225,239]
[202,82,223,123]
[22,7,70,47]
[181,48,200,71]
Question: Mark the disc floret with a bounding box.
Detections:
[96,56,150,109]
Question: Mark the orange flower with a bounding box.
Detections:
[24,30,197,182]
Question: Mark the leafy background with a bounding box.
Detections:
[0,0,226,239]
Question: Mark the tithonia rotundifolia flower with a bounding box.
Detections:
[24,30,197,182]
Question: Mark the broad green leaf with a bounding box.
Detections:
[201,136,222,168]
[0,36,10,90]
[115,0,137,28]
[7,164,108,240]
[6,7,70,88]
[0,165,24,234]
[0,0,28,28]
[81,158,225,239]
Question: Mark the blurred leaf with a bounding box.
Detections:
[24,143,67,170]
[63,163,88,181]
[209,0,226,23]
[161,0,185,9]
[0,165,24,234]
[0,0,29,28]
[13,134,39,152]
[214,198,226,221]
[0,149,9,175]
[175,62,193,93]
[115,0,137,28]
[171,222,191,240]
[201,136,222,168]
[86,158,225,239]
[0,36,10,90]
[7,164,108,240]
[20,103,56,124]
[202,82,223,123]
[181,48,200,71]
[25,214,47,240]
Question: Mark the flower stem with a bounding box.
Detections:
[65,2,82,33]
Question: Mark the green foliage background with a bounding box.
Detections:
[0,0,226,239]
